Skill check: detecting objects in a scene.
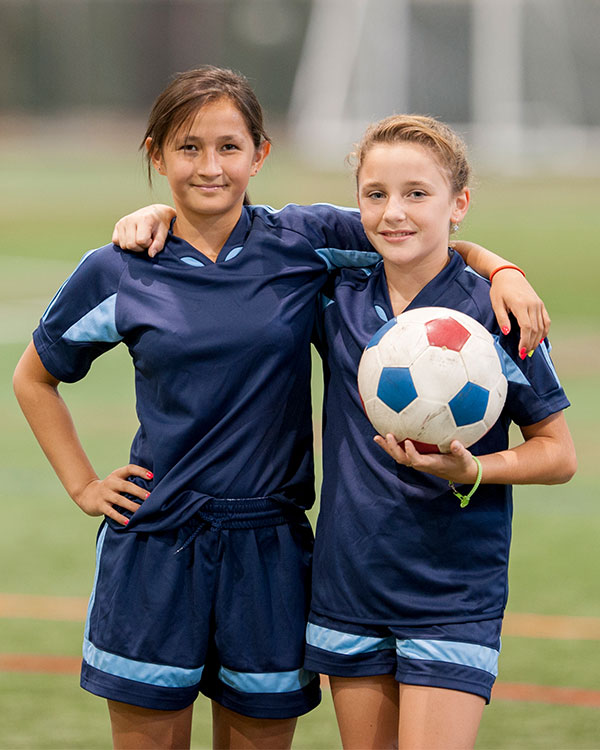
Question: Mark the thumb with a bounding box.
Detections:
[450,440,468,458]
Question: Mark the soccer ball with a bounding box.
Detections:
[357,307,508,453]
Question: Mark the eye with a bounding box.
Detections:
[221,143,240,152]
[408,190,427,199]
[179,143,198,153]
[367,190,386,200]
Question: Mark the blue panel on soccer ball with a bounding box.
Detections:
[377,367,417,412]
[366,318,397,349]
[448,382,489,426]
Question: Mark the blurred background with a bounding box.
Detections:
[1,1,599,748]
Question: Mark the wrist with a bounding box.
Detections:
[448,456,483,508]
[489,264,526,283]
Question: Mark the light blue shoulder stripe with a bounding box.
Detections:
[253,202,360,216]
[306,622,395,655]
[464,266,487,281]
[83,638,204,687]
[218,666,316,694]
[493,336,530,386]
[315,247,381,271]
[396,638,499,677]
[42,248,100,322]
[62,294,122,343]
[312,202,360,214]
[537,341,562,388]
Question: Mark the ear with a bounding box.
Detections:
[451,187,470,224]
[145,137,166,176]
[250,140,271,177]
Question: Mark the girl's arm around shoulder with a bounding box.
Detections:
[453,240,551,355]
[375,411,577,488]
[13,343,151,526]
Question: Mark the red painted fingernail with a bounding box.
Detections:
[519,347,526,359]
[146,471,153,479]
[540,339,544,344]
[145,492,150,499]
[124,520,129,525]
[501,326,510,335]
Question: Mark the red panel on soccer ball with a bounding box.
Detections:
[425,318,470,351]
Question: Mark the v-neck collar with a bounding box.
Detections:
[373,249,464,321]
[166,208,251,266]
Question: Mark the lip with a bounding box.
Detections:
[379,230,416,242]
[192,184,227,192]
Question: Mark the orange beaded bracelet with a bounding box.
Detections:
[489,264,526,283]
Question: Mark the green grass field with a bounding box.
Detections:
[1,137,599,748]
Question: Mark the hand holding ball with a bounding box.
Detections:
[357,308,507,453]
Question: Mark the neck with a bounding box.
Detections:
[173,206,243,262]
[384,248,450,316]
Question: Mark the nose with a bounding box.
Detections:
[197,149,223,178]
[382,196,407,223]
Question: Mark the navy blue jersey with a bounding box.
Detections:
[311,250,570,626]
[33,204,379,532]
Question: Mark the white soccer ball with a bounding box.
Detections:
[357,307,508,453]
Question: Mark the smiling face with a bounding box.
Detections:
[357,142,469,275]
[147,97,269,228]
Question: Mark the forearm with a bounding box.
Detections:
[452,240,514,279]
[480,441,572,486]
[479,413,576,486]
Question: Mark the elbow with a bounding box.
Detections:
[549,452,578,485]
[12,366,26,404]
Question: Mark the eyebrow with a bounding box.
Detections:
[360,179,434,190]
[177,133,242,143]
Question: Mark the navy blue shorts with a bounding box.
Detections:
[81,498,320,718]
[305,612,502,703]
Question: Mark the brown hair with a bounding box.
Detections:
[142,66,270,194]
[351,114,470,194]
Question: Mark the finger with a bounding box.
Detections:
[147,223,169,258]
[374,434,408,464]
[108,490,145,512]
[135,225,154,251]
[374,434,397,458]
[494,305,511,337]
[120,464,153,480]
[515,312,534,357]
[541,308,551,341]
[116,481,150,502]
[104,505,132,527]
[403,440,424,464]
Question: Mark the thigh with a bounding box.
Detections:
[212,701,297,750]
[398,684,485,750]
[108,699,194,750]
[330,674,399,750]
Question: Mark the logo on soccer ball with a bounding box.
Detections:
[357,307,508,453]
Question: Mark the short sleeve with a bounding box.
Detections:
[497,336,570,426]
[33,244,126,382]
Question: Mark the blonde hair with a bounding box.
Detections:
[351,114,471,194]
